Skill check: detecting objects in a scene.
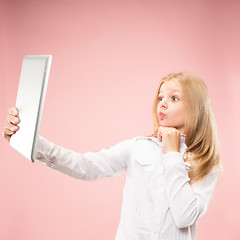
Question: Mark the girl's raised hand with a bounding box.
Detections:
[157,126,180,154]
[3,107,20,142]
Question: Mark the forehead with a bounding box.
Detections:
[159,80,182,93]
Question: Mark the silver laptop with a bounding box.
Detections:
[10,55,52,162]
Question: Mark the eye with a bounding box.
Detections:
[158,96,163,101]
[172,96,179,101]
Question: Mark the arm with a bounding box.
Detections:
[163,152,220,229]
[3,107,132,180]
[35,136,132,181]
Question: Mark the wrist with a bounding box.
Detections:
[163,147,180,154]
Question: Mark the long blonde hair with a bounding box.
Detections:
[151,72,223,184]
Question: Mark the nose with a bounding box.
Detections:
[159,98,168,109]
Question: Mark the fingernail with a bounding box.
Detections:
[9,108,17,115]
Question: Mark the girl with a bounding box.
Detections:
[3,72,222,240]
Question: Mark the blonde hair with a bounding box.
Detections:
[151,72,223,184]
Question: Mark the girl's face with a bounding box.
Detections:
[157,80,186,134]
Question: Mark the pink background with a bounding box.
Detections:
[1,0,240,239]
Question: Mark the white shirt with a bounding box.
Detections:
[35,134,220,240]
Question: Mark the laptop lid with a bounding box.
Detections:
[10,55,52,162]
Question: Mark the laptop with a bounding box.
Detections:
[10,55,52,162]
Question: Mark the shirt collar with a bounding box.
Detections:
[134,134,187,147]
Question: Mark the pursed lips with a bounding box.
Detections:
[159,112,165,119]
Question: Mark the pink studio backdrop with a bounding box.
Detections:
[1,0,240,239]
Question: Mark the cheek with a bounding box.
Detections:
[178,107,186,121]
[174,105,185,120]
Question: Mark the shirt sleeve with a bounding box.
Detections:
[162,151,220,229]
[35,136,132,181]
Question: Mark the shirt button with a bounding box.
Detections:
[36,152,44,160]
[153,229,157,233]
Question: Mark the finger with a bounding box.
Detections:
[163,127,179,135]
[169,127,178,132]
[2,131,11,142]
[158,126,169,141]
[5,123,19,132]
[3,127,16,143]
[7,115,20,124]
[3,128,15,136]
[8,107,19,117]
[157,128,162,141]
[158,126,168,135]
[167,127,179,132]
[158,126,163,135]
[169,127,180,136]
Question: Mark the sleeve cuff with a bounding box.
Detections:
[163,151,191,171]
[35,136,54,163]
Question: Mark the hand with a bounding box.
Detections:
[157,126,180,154]
[3,107,20,142]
